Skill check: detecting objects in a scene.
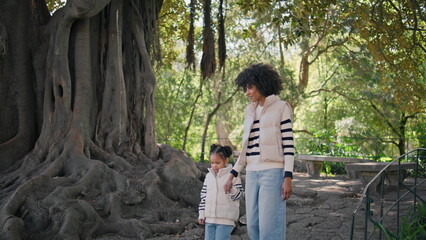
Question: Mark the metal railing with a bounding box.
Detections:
[349,148,426,239]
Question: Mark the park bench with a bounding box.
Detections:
[296,154,374,178]
[233,152,374,178]
[345,162,418,194]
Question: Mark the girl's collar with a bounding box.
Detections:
[208,164,232,176]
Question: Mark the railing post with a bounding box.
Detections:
[413,149,419,212]
[350,214,355,240]
[365,194,373,239]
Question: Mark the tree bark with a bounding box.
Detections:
[0,0,40,171]
[217,0,226,69]
[186,0,196,70]
[0,0,202,239]
[200,0,216,79]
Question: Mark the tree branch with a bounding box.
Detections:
[309,34,352,65]
[410,0,426,21]
[369,102,401,136]
[293,129,314,136]
[307,86,367,102]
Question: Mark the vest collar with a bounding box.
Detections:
[248,94,280,113]
[208,164,233,177]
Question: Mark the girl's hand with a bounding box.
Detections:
[224,175,235,194]
[281,177,292,200]
[198,218,205,225]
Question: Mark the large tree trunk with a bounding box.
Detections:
[0,0,203,239]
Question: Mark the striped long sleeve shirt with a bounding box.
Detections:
[232,95,295,178]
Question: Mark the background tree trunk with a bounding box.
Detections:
[0,0,203,238]
[215,116,236,151]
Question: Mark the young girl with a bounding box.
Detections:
[224,63,294,239]
[198,144,244,240]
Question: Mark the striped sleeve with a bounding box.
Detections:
[281,102,295,177]
[198,177,208,219]
[229,176,244,200]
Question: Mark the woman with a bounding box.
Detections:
[224,63,294,239]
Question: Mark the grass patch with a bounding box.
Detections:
[399,203,426,240]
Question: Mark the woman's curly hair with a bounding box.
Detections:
[235,63,283,97]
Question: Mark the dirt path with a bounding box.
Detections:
[143,173,363,239]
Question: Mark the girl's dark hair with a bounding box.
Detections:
[210,144,233,160]
[235,63,283,97]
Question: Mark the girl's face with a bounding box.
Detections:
[210,153,227,174]
[245,84,266,105]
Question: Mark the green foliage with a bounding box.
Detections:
[46,0,65,12]
[410,116,426,148]
[155,0,425,162]
[154,59,249,160]
[158,0,202,67]
[353,0,426,113]
[399,203,426,240]
[296,129,374,158]
[322,162,345,175]
[154,67,201,152]
[368,204,426,240]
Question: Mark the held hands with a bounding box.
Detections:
[224,175,235,194]
[281,177,292,200]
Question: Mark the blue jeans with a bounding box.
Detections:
[205,223,233,240]
[246,168,286,240]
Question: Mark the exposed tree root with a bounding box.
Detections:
[0,144,203,239]
[0,1,190,239]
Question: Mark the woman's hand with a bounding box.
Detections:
[198,218,205,225]
[281,177,292,200]
[224,174,235,194]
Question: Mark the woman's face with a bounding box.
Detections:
[245,84,265,105]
